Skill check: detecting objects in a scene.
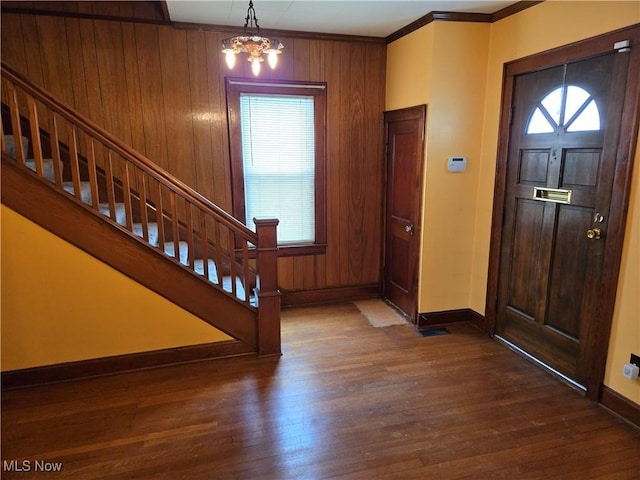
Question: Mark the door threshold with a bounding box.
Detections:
[494,335,587,394]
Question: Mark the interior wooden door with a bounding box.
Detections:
[495,48,633,389]
[383,106,425,321]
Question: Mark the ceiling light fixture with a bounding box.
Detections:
[221,0,284,76]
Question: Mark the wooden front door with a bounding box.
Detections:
[383,106,426,321]
[494,30,639,393]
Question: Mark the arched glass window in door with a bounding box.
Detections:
[526,85,601,134]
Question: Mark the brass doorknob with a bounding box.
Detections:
[586,228,602,240]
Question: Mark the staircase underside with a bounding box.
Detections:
[2,157,259,350]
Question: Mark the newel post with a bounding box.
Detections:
[254,218,281,357]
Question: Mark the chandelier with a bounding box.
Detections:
[221,0,284,76]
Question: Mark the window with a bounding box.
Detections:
[226,79,327,255]
[526,85,601,134]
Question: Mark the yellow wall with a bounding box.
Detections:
[607,148,640,402]
[387,0,640,403]
[386,21,490,312]
[1,206,231,371]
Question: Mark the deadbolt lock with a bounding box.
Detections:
[586,228,603,240]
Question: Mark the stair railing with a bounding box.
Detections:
[1,62,281,356]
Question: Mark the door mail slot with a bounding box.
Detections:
[533,187,572,204]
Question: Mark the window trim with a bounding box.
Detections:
[226,78,327,256]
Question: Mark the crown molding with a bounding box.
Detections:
[1,1,543,45]
[386,1,544,44]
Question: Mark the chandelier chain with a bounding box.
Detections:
[244,0,259,34]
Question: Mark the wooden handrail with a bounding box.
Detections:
[1,61,281,356]
[0,62,256,241]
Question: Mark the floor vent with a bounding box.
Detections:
[417,327,450,337]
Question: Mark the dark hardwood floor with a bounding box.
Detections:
[2,303,639,479]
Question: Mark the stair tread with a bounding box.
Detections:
[63,181,93,206]
[3,135,29,159]
[193,258,248,302]
[98,203,127,226]
[163,241,189,266]
[132,222,159,246]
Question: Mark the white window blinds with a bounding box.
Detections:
[240,94,316,244]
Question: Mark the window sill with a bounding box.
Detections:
[277,243,327,257]
[245,243,327,258]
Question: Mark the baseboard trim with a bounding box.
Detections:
[599,385,640,429]
[282,284,380,307]
[418,308,485,330]
[1,340,254,390]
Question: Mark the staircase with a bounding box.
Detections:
[1,63,281,356]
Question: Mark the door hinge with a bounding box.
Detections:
[614,40,631,53]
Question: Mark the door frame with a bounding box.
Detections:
[382,105,426,322]
[485,25,640,400]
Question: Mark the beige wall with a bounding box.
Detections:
[387,1,640,403]
[1,206,231,371]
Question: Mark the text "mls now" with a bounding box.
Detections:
[3,459,64,472]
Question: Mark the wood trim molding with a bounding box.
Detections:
[599,385,640,429]
[417,308,485,331]
[282,285,380,307]
[225,78,328,256]
[158,0,171,23]
[386,12,487,44]
[173,21,386,44]
[0,4,170,26]
[490,1,544,22]
[385,1,543,44]
[1,341,253,391]
[0,3,385,44]
[2,0,540,45]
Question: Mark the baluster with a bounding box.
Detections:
[122,161,133,230]
[26,95,44,177]
[7,82,25,165]
[155,181,166,250]
[200,210,210,281]
[68,125,82,203]
[185,200,194,269]
[85,136,99,209]
[104,151,117,222]
[228,229,237,297]
[170,191,180,263]
[140,174,149,242]
[242,237,250,304]
[214,221,223,286]
[0,115,5,153]
[49,113,63,186]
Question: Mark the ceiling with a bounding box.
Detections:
[164,0,519,38]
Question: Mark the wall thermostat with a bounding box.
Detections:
[447,156,467,172]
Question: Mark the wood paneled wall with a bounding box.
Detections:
[1,11,387,293]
